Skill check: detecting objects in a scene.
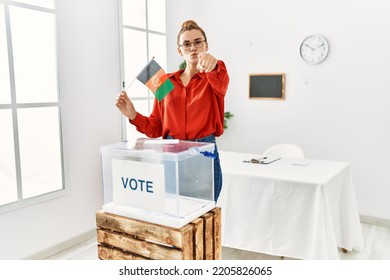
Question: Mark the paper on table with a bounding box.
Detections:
[243,156,281,164]
[261,156,281,164]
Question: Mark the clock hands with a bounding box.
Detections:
[305,43,324,51]
[304,43,315,50]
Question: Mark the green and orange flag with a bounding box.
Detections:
[136,59,174,101]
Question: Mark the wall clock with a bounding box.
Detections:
[299,34,329,64]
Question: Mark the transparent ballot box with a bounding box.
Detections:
[100,138,215,228]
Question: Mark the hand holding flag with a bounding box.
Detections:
[116,91,137,120]
[117,58,174,120]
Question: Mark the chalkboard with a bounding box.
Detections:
[249,73,285,99]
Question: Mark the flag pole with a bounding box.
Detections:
[124,78,136,92]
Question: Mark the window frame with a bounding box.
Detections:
[0,0,66,214]
[118,0,168,142]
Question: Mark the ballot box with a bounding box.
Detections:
[100,138,216,228]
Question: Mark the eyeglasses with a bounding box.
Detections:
[179,39,205,51]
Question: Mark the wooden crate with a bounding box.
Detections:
[96,207,221,260]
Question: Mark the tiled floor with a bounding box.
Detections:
[46,222,390,260]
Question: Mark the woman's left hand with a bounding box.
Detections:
[197,52,217,73]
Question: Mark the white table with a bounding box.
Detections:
[217,151,364,260]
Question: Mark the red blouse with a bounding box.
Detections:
[130,60,229,140]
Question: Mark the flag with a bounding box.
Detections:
[136,59,174,101]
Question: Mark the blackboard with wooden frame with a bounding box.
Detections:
[249,73,285,100]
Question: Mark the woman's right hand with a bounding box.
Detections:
[115,91,137,120]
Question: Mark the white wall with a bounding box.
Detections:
[166,0,390,221]
[0,0,122,259]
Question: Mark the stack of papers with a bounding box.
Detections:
[243,156,281,164]
[261,156,281,164]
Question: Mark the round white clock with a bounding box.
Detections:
[299,35,329,64]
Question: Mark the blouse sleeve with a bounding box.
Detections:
[129,98,163,138]
[205,60,230,97]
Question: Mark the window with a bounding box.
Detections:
[119,0,167,142]
[0,0,63,211]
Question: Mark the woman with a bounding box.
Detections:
[116,20,230,201]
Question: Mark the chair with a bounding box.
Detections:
[263,143,304,158]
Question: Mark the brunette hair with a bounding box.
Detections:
[177,20,207,46]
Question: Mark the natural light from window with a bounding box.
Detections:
[121,0,167,143]
[0,0,63,211]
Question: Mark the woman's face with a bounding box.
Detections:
[178,29,208,65]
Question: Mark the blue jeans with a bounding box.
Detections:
[166,134,222,202]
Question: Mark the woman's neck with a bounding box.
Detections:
[185,63,199,77]
[180,63,199,86]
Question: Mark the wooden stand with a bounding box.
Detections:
[96,207,221,260]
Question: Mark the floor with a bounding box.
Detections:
[46,222,390,260]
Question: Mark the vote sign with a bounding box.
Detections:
[111,159,165,213]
